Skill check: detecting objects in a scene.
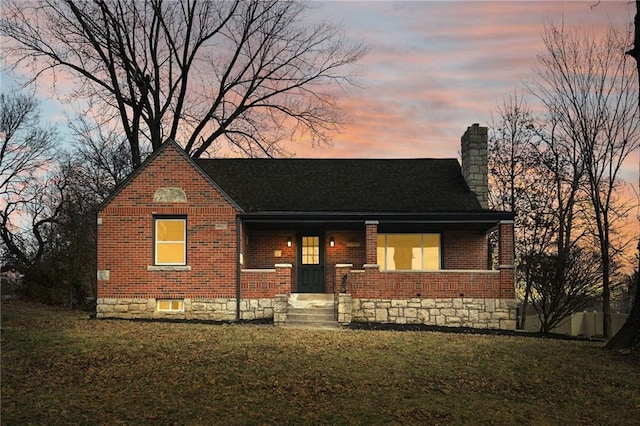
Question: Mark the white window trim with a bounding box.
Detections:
[154,218,187,266]
[378,233,441,271]
[157,299,185,312]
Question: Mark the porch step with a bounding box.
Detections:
[285,294,338,328]
[287,293,334,309]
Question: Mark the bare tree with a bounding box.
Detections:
[521,110,598,332]
[67,113,135,200]
[0,92,62,266]
[528,248,601,333]
[1,92,131,304]
[530,23,639,338]
[488,92,555,328]
[0,0,367,166]
[489,92,536,212]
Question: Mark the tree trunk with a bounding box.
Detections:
[605,259,640,350]
[602,252,612,338]
[520,294,529,329]
[519,268,533,329]
[605,0,640,352]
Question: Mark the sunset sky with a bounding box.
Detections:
[288,1,635,158]
[2,1,638,248]
[1,1,636,164]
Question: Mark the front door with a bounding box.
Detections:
[297,235,324,293]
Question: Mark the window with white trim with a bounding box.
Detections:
[157,299,184,312]
[377,233,440,271]
[154,217,186,265]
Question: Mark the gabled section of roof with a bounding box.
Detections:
[195,158,484,213]
[98,139,241,212]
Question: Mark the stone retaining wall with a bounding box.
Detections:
[350,297,517,330]
[96,297,275,321]
[96,295,517,330]
[338,294,352,325]
[273,294,288,325]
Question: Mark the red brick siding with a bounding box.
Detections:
[498,222,516,298]
[365,222,378,264]
[245,230,298,291]
[325,230,366,292]
[366,222,490,271]
[442,230,488,270]
[498,222,514,266]
[243,230,366,293]
[242,226,501,295]
[341,268,502,299]
[240,266,292,298]
[245,231,296,269]
[97,145,239,299]
[500,268,516,298]
[336,221,515,299]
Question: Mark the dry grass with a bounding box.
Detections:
[1,300,639,425]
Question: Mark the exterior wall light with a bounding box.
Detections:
[330,237,335,247]
[287,237,292,247]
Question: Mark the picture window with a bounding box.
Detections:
[377,233,440,271]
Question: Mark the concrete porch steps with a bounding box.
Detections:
[285,293,338,329]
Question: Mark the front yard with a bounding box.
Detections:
[1,300,638,425]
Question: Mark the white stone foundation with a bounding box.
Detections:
[96,297,274,321]
[96,296,517,330]
[349,297,517,330]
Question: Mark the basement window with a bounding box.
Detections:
[157,299,184,312]
[377,234,441,271]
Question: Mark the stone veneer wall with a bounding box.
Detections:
[96,297,276,321]
[349,297,516,330]
[97,295,516,330]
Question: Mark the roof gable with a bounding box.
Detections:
[98,140,241,212]
[195,158,483,213]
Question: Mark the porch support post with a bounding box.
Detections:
[274,264,292,327]
[274,263,293,294]
[235,216,242,321]
[335,264,353,325]
[335,264,353,293]
[498,220,515,299]
[364,220,379,266]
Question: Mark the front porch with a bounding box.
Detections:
[239,218,517,329]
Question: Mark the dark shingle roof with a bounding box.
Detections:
[195,158,483,213]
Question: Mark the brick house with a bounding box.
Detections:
[97,124,517,329]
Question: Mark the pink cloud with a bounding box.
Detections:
[283,1,634,160]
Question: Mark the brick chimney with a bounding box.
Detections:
[461,123,488,209]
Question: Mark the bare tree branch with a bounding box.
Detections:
[0,0,367,165]
[529,23,639,338]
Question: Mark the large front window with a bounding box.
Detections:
[155,218,186,265]
[377,234,440,271]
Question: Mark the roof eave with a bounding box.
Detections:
[239,210,514,223]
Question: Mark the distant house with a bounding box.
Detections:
[97,124,516,329]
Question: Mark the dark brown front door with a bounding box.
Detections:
[297,235,324,293]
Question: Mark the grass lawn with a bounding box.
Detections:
[1,301,639,425]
